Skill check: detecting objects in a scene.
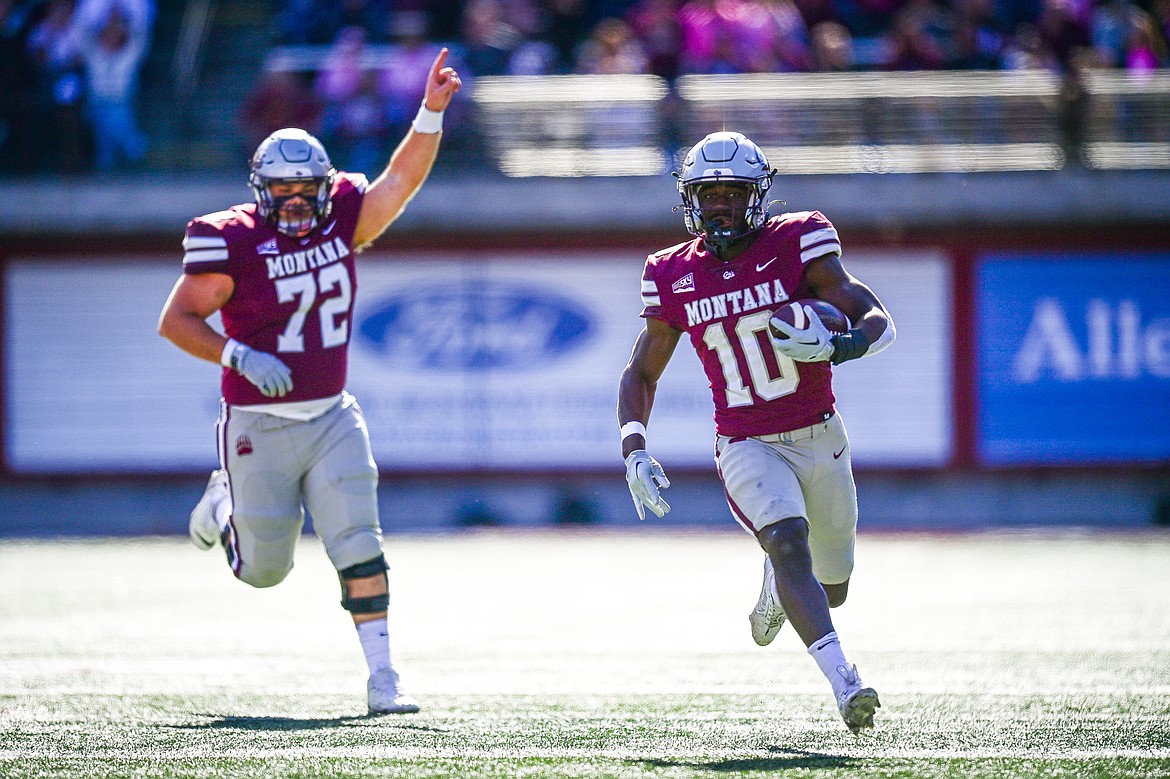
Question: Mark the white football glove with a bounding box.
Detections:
[769,304,836,363]
[230,343,293,398]
[624,449,671,520]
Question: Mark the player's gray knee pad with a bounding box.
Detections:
[338,554,389,614]
[238,561,292,589]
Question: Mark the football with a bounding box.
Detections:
[769,298,850,339]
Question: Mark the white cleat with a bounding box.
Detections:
[748,555,787,646]
[189,469,228,550]
[367,668,420,715]
[835,664,880,734]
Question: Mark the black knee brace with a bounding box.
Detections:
[338,554,389,614]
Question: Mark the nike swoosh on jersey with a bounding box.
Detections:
[756,257,778,271]
[833,445,847,459]
[322,221,337,235]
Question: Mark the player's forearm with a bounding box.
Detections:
[852,306,887,341]
[617,375,658,457]
[356,131,441,247]
[830,311,895,365]
[854,309,895,357]
[383,129,441,201]
[158,310,228,365]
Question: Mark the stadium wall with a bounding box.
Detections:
[1,172,1168,534]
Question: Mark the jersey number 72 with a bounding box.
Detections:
[274,264,352,352]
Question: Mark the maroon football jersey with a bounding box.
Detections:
[641,211,842,437]
[181,172,367,405]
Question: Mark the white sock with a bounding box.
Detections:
[807,631,853,698]
[356,617,392,675]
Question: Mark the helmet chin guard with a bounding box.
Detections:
[677,132,775,252]
[249,128,336,237]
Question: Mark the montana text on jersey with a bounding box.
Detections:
[640,210,841,438]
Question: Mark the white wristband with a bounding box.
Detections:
[412,103,444,134]
[620,421,647,442]
[220,338,241,368]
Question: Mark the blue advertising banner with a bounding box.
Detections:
[977,253,1170,464]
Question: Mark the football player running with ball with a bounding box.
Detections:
[158,50,460,715]
[617,131,895,733]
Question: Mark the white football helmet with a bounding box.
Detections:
[249,128,336,237]
[677,131,775,250]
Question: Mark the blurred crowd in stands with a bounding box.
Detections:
[2,0,1168,175]
[252,0,1169,172]
[1,0,154,173]
[267,0,1170,76]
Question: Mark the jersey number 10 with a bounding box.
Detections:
[703,310,800,407]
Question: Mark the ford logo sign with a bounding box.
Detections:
[357,282,594,371]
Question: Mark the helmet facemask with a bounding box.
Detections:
[676,132,775,254]
[254,177,332,238]
[249,129,335,238]
[681,181,765,252]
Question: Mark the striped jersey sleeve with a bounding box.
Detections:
[641,273,660,307]
[182,212,233,274]
[798,213,841,264]
[638,250,668,323]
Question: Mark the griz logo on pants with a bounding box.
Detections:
[236,435,254,456]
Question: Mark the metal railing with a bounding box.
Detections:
[259,42,1170,177]
[468,70,1170,176]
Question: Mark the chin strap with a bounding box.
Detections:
[703,226,763,258]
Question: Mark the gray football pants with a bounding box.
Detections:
[715,412,858,585]
[215,391,383,587]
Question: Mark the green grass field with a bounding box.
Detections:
[2,529,1168,778]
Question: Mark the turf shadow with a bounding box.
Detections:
[172,714,447,732]
[640,748,855,772]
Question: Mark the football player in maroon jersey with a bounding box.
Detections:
[158,49,461,715]
[617,131,896,733]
